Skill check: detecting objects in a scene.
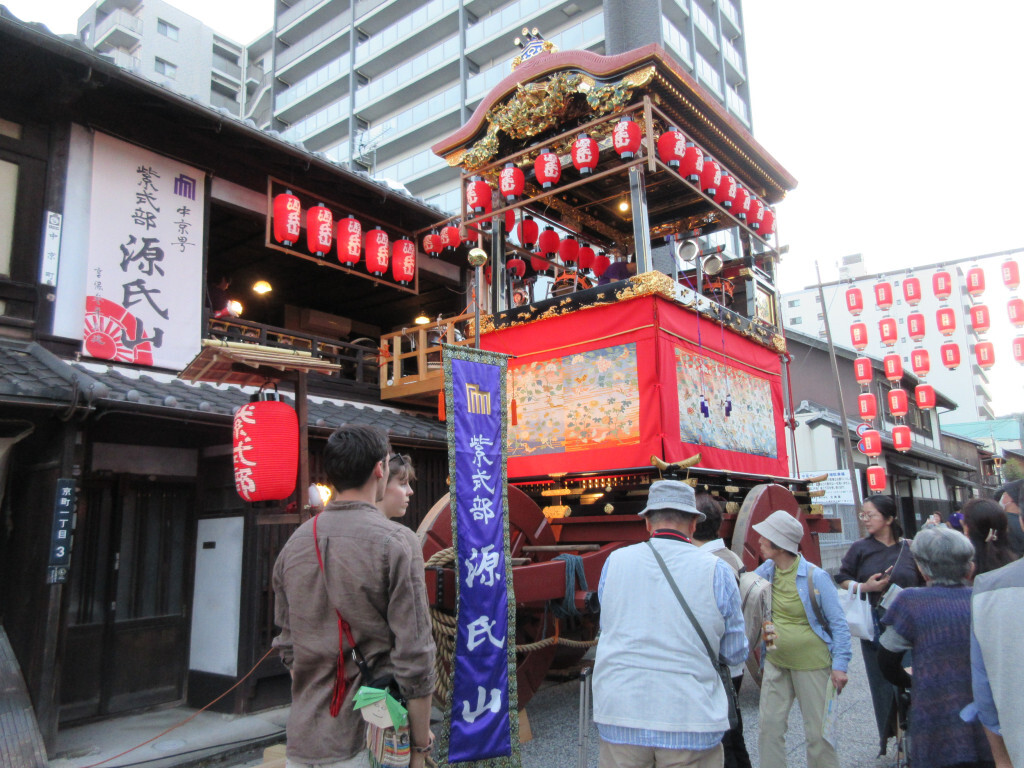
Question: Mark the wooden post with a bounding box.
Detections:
[296,371,310,520]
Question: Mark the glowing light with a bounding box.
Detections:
[253,280,272,294]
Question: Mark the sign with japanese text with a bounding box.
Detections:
[442,346,519,768]
[41,211,63,287]
[83,132,205,370]
[46,478,77,584]
[800,469,859,506]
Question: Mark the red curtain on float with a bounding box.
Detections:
[233,399,298,502]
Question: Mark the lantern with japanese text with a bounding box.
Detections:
[683,143,706,185]
[571,134,599,174]
[892,425,912,453]
[1009,298,1024,327]
[657,127,686,169]
[846,286,865,316]
[391,239,415,285]
[273,191,301,246]
[933,270,953,300]
[883,353,903,381]
[466,177,492,216]
[867,465,887,491]
[915,384,936,410]
[538,227,560,257]
[700,156,722,195]
[422,231,440,259]
[365,228,389,276]
[518,216,539,249]
[441,225,461,252]
[861,430,882,457]
[888,388,909,418]
[578,244,595,270]
[850,322,869,351]
[306,204,333,256]
[940,342,961,370]
[970,304,991,334]
[748,198,765,231]
[714,173,736,208]
[966,267,986,297]
[733,186,751,221]
[910,349,930,377]
[613,116,642,159]
[506,257,526,278]
[936,307,957,336]
[858,393,877,420]
[854,357,873,384]
[907,312,926,342]
[499,163,524,202]
[976,341,995,370]
[338,217,362,266]
[558,236,579,266]
[1002,260,1020,290]
[1014,337,1024,364]
[902,276,922,306]
[874,281,894,310]
[592,252,611,278]
[759,206,776,237]
[534,148,561,188]
[879,318,898,346]
[233,398,298,502]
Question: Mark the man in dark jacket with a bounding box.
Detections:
[996,479,1024,557]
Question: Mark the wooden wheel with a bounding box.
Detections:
[729,483,824,572]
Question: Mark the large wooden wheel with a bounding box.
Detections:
[730,483,824,571]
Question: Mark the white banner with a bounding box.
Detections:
[83,133,205,370]
[800,469,859,506]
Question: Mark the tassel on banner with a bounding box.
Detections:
[510,397,518,426]
[438,390,446,422]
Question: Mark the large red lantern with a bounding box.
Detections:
[273,191,301,246]
[933,270,953,300]
[846,286,865,316]
[592,252,611,278]
[861,430,883,457]
[338,216,362,266]
[1009,298,1024,327]
[518,216,539,249]
[699,156,722,195]
[892,425,912,453]
[233,399,298,502]
[441,225,461,252]
[970,304,991,334]
[858,392,877,420]
[867,465,887,491]
[531,254,550,274]
[391,239,415,285]
[506,257,526,278]
[850,322,869,350]
[879,318,898,346]
[1014,337,1024,364]
[683,143,706,185]
[1002,260,1020,290]
[306,204,333,256]
[910,349,930,377]
[466,178,492,216]
[365,228,389,275]
[558,236,579,266]
[578,244,595,270]
[747,198,765,231]
[888,388,909,417]
[499,163,524,202]
[883,353,903,381]
[759,207,776,237]
[571,134,599,175]
[940,342,961,369]
[915,384,936,410]
[733,186,751,221]
[422,231,440,259]
[613,116,642,159]
[534,148,561,188]
[966,267,986,297]
[874,281,894,310]
[505,209,515,234]
[854,356,873,384]
[936,307,957,336]
[902,276,922,306]
[907,312,926,341]
[538,227,560,257]
[714,173,736,208]
[657,127,686,169]
[976,341,995,369]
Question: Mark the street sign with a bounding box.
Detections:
[855,422,872,438]
[46,478,77,584]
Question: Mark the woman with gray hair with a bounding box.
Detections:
[877,526,994,768]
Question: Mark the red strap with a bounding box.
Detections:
[313,514,356,717]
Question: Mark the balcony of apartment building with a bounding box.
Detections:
[690,0,721,59]
[718,0,742,37]
[276,0,335,45]
[275,11,349,79]
[353,0,460,80]
[101,48,141,72]
[93,0,141,16]
[210,80,241,115]
[661,15,693,70]
[274,54,351,123]
[212,39,244,83]
[464,0,601,65]
[279,98,351,149]
[93,8,142,52]
[373,146,454,195]
[364,84,462,162]
[353,35,461,121]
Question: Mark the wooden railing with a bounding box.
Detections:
[378,312,476,403]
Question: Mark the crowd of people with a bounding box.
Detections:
[266,423,1024,768]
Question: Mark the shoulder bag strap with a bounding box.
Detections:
[805,563,830,635]
[645,540,721,664]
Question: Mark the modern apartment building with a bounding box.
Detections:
[76,0,248,116]
[268,0,753,212]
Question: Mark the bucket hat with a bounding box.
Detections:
[639,480,705,521]
[752,509,804,554]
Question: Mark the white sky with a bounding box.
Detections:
[6,0,1023,414]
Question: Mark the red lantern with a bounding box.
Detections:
[535,149,561,189]
[578,244,595,270]
[854,356,873,384]
[613,117,642,159]
[233,399,298,502]
[936,307,957,336]
[907,312,926,342]
[391,239,415,285]
[365,228,389,275]
[571,134,599,174]
[883,353,903,381]
[1009,298,1024,327]
[970,304,991,334]
[714,173,736,208]
[888,388,909,417]
[915,384,936,410]
[892,425,912,453]
[850,322,869,350]
[518,216,539,248]
[1014,337,1024,364]
[976,341,995,369]
[933,270,953,300]
[592,252,611,278]
[506,257,526,278]
[531,254,550,274]
[499,163,524,202]
[846,286,865,316]
[759,206,776,237]
[504,209,515,234]
[441,225,461,252]
[699,157,722,195]
[910,349,930,377]
[558,236,579,265]
[306,204,333,256]
[683,143,706,185]
[879,317,898,346]
[422,231,441,259]
[867,465,887,491]
[747,198,765,231]
[902,276,922,306]
[657,127,686,169]
[538,227,560,257]
[466,178,492,216]
[966,266,986,297]
[273,191,301,246]
[338,217,362,266]
[861,430,882,457]
[1002,260,1020,290]
[874,281,894,310]
[733,186,751,221]
[858,392,877,420]
[940,342,961,369]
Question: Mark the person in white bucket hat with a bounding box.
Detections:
[752,510,851,768]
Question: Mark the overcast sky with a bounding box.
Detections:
[6,0,1023,415]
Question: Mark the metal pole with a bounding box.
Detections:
[816,261,863,512]
[577,665,593,768]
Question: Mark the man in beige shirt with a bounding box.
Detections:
[273,425,436,768]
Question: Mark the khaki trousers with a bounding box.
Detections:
[758,661,838,768]
[599,739,724,768]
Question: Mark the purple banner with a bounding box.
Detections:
[448,354,511,762]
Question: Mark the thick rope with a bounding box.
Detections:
[551,553,587,619]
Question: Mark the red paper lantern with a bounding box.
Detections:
[940,342,961,369]
[499,163,524,202]
[613,117,642,159]
[714,173,736,208]
[1002,260,1020,290]
[531,255,550,274]
[1009,298,1024,327]
[858,392,877,420]
[759,207,776,237]
[365,228,389,275]
[578,244,595,270]
[936,307,957,336]
[306,204,333,256]
[910,349,930,377]
[273,191,301,246]
[538,227,560,257]
[466,178,492,216]
[1014,337,1024,364]
[879,317,898,346]
[846,287,865,316]
[902,276,922,306]
[888,388,909,417]
[391,239,415,285]
[892,425,912,453]
[907,312,926,342]
[571,134,599,174]
[874,281,894,310]
[975,341,995,370]
[592,252,611,278]
[233,400,298,502]
[747,198,765,231]
[441,225,461,252]
[966,267,986,297]
[867,465,887,491]
[534,148,561,189]
[657,127,686,169]
[850,322,869,350]
[915,384,936,410]
[854,356,873,384]
[684,143,706,185]
[518,216,539,248]
[861,430,883,457]
[700,156,722,195]
[558,236,579,266]
[338,217,362,266]
[733,186,751,221]
[507,257,526,277]
[883,353,903,381]
[970,304,991,334]
[504,209,515,234]
[933,270,953,300]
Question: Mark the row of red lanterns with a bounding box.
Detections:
[272,193,416,284]
[853,353,937,410]
[849,302,1023,350]
[846,262,1021,315]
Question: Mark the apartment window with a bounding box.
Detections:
[157,19,179,40]
[155,58,177,79]
[80,25,91,43]
[790,317,803,325]
[788,298,800,308]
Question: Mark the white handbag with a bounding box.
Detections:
[839,582,874,640]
